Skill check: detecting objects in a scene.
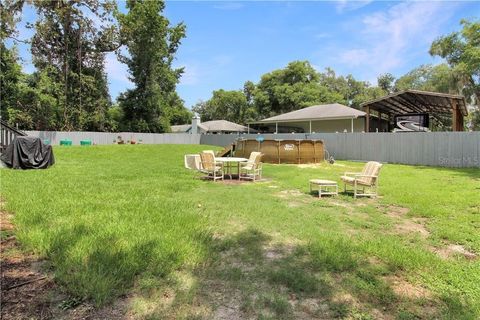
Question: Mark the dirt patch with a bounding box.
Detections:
[220,179,252,185]
[385,205,430,239]
[297,164,324,169]
[433,244,477,260]
[276,189,304,198]
[219,177,272,185]
[213,302,241,320]
[289,297,331,319]
[386,205,410,218]
[263,242,296,261]
[276,189,315,207]
[394,218,430,238]
[385,275,432,300]
[326,199,351,208]
[1,208,56,320]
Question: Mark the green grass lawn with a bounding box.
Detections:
[1,144,479,319]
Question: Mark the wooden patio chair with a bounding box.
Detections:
[184,154,201,170]
[199,151,224,181]
[340,161,383,198]
[202,150,216,158]
[239,152,263,182]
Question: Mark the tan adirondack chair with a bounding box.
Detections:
[202,150,216,158]
[239,152,263,182]
[184,154,201,170]
[199,151,224,181]
[340,161,383,198]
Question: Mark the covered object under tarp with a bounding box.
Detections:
[1,136,55,169]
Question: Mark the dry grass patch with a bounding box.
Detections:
[432,243,477,260]
[385,205,410,218]
[276,189,317,207]
[384,275,432,300]
[383,205,431,239]
[276,189,304,198]
[394,218,430,238]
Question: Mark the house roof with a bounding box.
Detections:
[254,103,366,123]
[201,120,248,132]
[171,124,192,133]
[171,120,248,133]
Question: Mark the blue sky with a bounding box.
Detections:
[11,1,480,108]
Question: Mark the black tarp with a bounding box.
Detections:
[1,136,55,169]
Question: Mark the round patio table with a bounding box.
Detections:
[215,157,248,179]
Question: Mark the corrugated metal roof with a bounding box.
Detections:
[257,103,366,123]
[360,89,468,116]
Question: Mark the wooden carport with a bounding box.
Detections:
[360,90,468,132]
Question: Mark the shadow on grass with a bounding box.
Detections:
[30,220,479,319]
[45,222,211,308]
[133,228,477,319]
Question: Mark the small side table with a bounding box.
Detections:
[309,179,338,198]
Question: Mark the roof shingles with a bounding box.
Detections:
[257,103,366,123]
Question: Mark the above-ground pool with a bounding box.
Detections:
[235,139,325,164]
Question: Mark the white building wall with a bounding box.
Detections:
[275,118,365,133]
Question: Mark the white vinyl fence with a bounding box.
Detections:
[25,130,480,168]
[200,132,480,168]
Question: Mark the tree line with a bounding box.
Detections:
[1,0,191,132]
[1,1,478,132]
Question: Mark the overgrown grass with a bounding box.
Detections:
[1,144,479,318]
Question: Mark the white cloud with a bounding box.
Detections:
[336,0,373,13]
[178,63,200,86]
[105,52,131,84]
[338,49,369,66]
[177,54,233,86]
[337,1,459,76]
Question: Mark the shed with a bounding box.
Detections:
[360,90,468,132]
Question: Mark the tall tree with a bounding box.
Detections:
[0,0,24,42]
[253,61,344,117]
[193,62,385,122]
[377,73,395,93]
[0,45,23,124]
[30,0,118,131]
[116,0,188,133]
[430,19,480,105]
[0,0,25,123]
[318,68,377,109]
[192,89,255,124]
[394,64,459,94]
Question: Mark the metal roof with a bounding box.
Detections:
[360,89,468,116]
[253,103,366,123]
